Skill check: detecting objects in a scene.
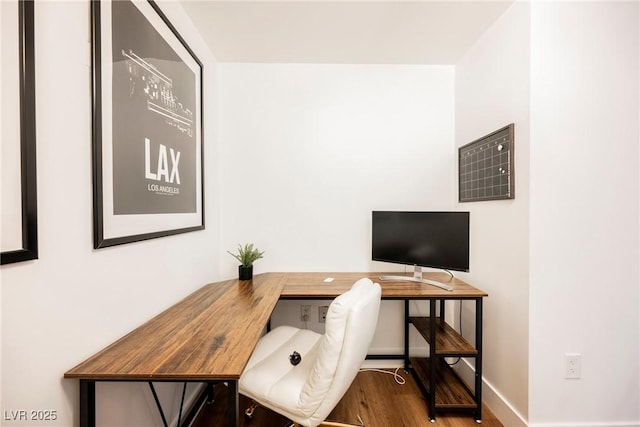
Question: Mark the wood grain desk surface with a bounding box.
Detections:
[64,273,286,381]
[64,272,486,381]
[279,272,488,299]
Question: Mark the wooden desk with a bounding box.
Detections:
[279,272,488,423]
[64,273,286,427]
[278,271,487,299]
[65,272,487,425]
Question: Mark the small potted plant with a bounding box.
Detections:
[227,243,264,280]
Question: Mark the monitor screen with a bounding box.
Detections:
[372,211,470,272]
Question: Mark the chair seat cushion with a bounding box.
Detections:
[239,325,322,418]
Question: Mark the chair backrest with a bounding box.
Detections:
[298,277,382,425]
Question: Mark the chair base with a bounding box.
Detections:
[246,402,364,427]
[319,422,364,427]
[291,421,363,427]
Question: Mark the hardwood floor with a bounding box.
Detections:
[191,369,503,427]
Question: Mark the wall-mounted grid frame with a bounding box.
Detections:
[458,124,514,202]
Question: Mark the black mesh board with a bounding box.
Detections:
[459,124,514,202]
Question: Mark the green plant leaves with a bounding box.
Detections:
[227,243,264,267]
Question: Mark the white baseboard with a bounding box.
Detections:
[453,360,640,427]
[453,359,528,427]
[529,422,640,427]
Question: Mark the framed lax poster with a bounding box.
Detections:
[92,0,204,248]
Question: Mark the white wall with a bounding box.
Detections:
[455,2,530,426]
[218,63,456,346]
[0,1,219,426]
[529,2,639,426]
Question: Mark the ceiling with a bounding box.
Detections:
[181,1,514,64]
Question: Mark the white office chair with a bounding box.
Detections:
[239,277,382,427]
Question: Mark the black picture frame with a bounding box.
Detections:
[92,0,204,249]
[1,0,39,265]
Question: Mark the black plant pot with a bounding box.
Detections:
[238,265,253,281]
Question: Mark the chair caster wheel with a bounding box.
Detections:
[245,403,257,421]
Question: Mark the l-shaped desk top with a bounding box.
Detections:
[64,272,487,427]
[279,271,488,298]
[65,273,286,381]
[64,272,486,380]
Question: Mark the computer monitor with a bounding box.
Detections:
[371,211,470,273]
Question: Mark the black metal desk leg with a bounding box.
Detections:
[79,380,95,427]
[429,299,437,423]
[227,380,239,427]
[206,382,216,404]
[404,299,410,370]
[475,298,483,422]
[148,382,170,427]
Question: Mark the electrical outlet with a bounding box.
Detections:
[319,306,329,323]
[565,353,581,379]
[301,305,311,322]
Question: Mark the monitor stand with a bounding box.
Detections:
[379,266,454,291]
